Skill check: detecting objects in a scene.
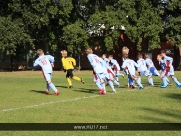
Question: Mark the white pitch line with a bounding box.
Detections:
[1,87,151,112]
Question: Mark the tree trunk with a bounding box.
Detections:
[176,46,181,70]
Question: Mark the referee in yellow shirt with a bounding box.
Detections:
[61,50,85,88]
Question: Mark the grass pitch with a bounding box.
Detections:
[0,71,181,136]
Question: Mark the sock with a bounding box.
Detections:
[113,79,120,86]
[46,82,50,91]
[166,77,170,83]
[162,77,168,86]
[72,76,81,81]
[95,81,103,90]
[130,78,134,85]
[172,77,181,85]
[136,78,143,88]
[108,80,115,92]
[148,77,154,86]
[128,78,130,86]
[116,75,119,82]
[49,83,58,92]
[67,78,72,86]
[137,77,141,85]
[101,82,106,92]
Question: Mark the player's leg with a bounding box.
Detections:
[97,73,107,95]
[145,71,154,86]
[160,71,169,88]
[132,75,143,89]
[45,73,59,96]
[93,74,103,90]
[105,73,116,93]
[66,70,73,88]
[70,69,85,84]
[109,72,120,87]
[169,72,181,88]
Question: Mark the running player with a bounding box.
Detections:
[122,54,144,89]
[33,49,60,96]
[137,54,154,86]
[86,48,116,95]
[61,50,85,88]
[158,50,181,88]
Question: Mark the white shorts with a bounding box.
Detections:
[139,70,150,76]
[107,69,115,80]
[97,72,110,82]
[161,70,174,77]
[42,71,52,81]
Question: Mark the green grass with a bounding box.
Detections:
[0,71,181,136]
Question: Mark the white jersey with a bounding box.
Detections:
[103,58,109,66]
[34,55,54,73]
[145,58,154,68]
[110,59,120,71]
[87,54,107,74]
[137,58,147,72]
[122,59,139,75]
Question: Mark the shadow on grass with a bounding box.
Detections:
[140,107,181,122]
[29,90,46,94]
[163,93,181,101]
[73,88,98,93]
[55,85,68,88]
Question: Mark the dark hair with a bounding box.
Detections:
[161,50,166,54]
[137,53,143,58]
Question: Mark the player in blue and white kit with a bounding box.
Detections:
[144,53,160,76]
[158,50,181,88]
[122,54,144,89]
[108,55,124,82]
[86,48,116,94]
[33,49,60,96]
[101,54,120,88]
[137,54,154,86]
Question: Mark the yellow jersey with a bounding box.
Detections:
[61,57,76,70]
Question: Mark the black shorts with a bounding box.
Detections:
[66,69,74,78]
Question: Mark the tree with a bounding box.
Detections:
[0,16,34,70]
[62,19,89,56]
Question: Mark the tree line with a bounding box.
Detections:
[0,0,180,59]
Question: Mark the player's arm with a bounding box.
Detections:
[71,57,76,67]
[33,59,40,69]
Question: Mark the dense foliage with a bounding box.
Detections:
[0,0,180,55]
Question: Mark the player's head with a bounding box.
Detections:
[137,53,143,59]
[108,55,113,60]
[144,53,150,59]
[122,46,129,54]
[86,48,93,54]
[157,54,162,61]
[102,53,107,59]
[36,49,44,56]
[123,53,129,60]
[61,50,67,57]
[160,50,166,57]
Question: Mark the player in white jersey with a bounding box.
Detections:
[137,54,154,86]
[101,54,120,88]
[144,53,160,76]
[33,49,60,96]
[86,48,116,94]
[159,50,181,88]
[108,55,124,82]
[122,47,136,88]
[122,54,143,89]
